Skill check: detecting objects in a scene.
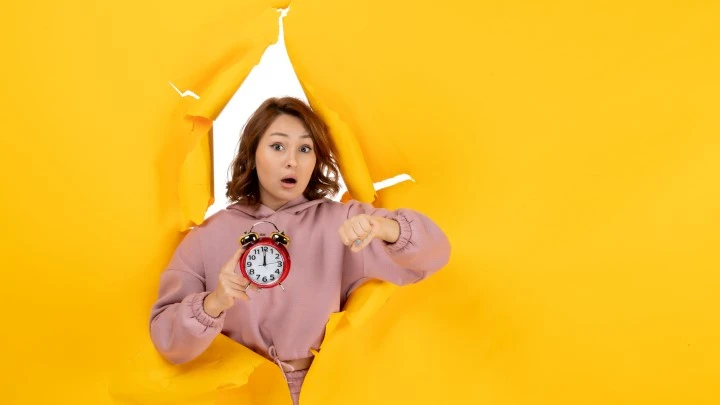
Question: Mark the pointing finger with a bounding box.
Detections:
[221,247,245,274]
[352,221,368,239]
[338,225,351,246]
[351,222,378,252]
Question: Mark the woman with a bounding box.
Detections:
[149,96,451,404]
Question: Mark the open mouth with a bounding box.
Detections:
[281,177,297,184]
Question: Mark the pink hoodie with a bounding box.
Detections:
[149,196,450,368]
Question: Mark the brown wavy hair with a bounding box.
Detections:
[226,97,340,206]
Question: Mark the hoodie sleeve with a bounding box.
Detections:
[341,200,451,298]
[149,228,225,365]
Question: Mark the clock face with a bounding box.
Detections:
[243,243,286,286]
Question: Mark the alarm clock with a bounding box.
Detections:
[238,221,291,290]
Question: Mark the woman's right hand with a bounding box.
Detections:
[203,247,259,317]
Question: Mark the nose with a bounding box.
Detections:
[285,152,297,168]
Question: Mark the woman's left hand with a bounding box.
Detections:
[339,214,400,252]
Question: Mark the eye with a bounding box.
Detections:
[271,143,284,151]
[300,145,313,153]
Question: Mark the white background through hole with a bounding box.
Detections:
[204,8,411,219]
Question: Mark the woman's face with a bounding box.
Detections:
[255,114,317,210]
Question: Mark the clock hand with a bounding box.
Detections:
[263,250,267,266]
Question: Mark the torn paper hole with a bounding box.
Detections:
[205,6,321,218]
[334,174,414,204]
[373,173,415,191]
[168,81,200,99]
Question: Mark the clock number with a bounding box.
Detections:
[245,243,285,284]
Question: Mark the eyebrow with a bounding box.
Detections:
[269,132,312,139]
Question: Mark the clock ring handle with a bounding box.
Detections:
[244,220,290,247]
[248,220,281,233]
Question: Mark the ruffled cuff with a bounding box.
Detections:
[386,213,412,252]
[188,292,225,329]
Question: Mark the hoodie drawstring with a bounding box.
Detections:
[268,345,294,383]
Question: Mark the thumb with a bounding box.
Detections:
[353,220,381,252]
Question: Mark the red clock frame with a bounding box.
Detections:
[239,237,291,288]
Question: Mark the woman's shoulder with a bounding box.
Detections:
[199,207,234,225]
[188,205,252,237]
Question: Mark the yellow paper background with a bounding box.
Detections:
[286,2,720,404]
[2,0,285,403]
[2,0,719,404]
